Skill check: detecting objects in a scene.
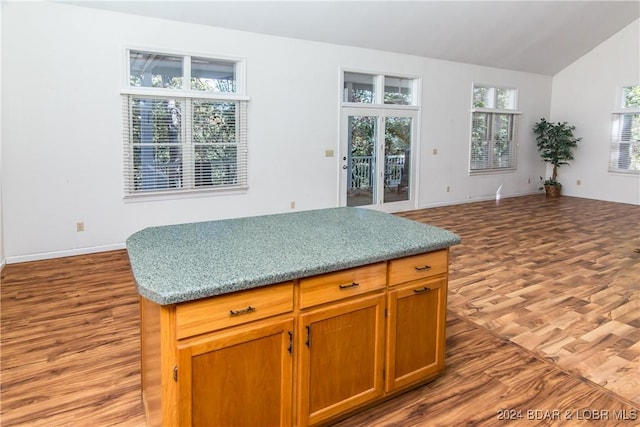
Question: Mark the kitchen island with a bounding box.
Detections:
[127,207,460,427]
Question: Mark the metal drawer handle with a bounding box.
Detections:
[339,282,360,289]
[415,265,432,271]
[229,305,256,317]
[413,287,432,294]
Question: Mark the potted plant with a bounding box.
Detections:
[532,118,581,198]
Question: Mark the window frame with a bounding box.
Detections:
[469,84,521,175]
[121,47,249,199]
[341,68,421,109]
[609,85,640,175]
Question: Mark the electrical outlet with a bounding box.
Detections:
[432,148,438,155]
[76,221,84,232]
[446,186,450,192]
[576,179,581,185]
[325,149,334,157]
[290,201,296,209]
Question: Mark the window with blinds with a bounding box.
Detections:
[609,86,640,174]
[469,85,520,173]
[122,49,248,197]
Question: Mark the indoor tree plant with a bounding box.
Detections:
[532,118,581,198]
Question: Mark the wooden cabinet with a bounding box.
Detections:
[386,250,449,393]
[177,316,294,427]
[388,250,448,285]
[140,249,450,427]
[386,277,447,392]
[175,282,293,339]
[297,264,386,425]
[297,293,386,426]
[141,282,295,427]
[298,262,386,309]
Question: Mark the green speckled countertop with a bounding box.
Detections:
[126,207,461,305]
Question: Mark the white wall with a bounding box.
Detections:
[551,19,640,205]
[0,1,4,268]
[1,2,552,262]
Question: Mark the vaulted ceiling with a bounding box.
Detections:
[68,1,639,75]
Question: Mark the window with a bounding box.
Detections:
[609,86,640,174]
[343,73,417,106]
[343,72,375,103]
[122,49,248,196]
[470,85,520,173]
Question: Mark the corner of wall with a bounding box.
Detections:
[0,2,5,270]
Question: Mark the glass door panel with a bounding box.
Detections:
[383,117,411,204]
[347,116,378,207]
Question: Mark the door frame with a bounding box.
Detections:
[339,107,419,212]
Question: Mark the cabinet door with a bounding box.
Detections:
[386,277,447,392]
[177,317,294,427]
[297,293,385,426]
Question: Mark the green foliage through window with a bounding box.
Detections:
[623,86,640,108]
[473,85,516,109]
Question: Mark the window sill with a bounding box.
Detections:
[469,168,517,176]
[608,170,640,176]
[341,102,419,110]
[123,186,249,203]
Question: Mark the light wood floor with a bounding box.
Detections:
[1,195,638,426]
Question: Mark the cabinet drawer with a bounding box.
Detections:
[175,282,293,339]
[388,249,448,286]
[299,262,386,309]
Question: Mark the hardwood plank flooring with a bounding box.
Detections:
[1,195,638,426]
[1,251,146,427]
[398,195,640,406]
[336,314,638,427]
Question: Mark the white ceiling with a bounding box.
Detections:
[67,1,639,75]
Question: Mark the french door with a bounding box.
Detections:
[340,108,417,211]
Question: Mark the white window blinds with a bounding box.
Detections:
[122,95,248,195]
[470,112,519,172]
[609,113,640,173]
[610,86,640,174]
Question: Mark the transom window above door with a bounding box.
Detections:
[343,72,419,106]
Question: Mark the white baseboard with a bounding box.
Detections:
[417,191,540,210]
[5,243,126,265]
